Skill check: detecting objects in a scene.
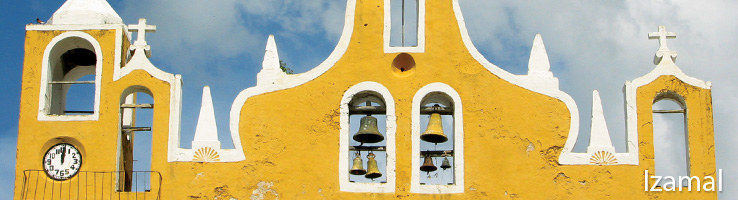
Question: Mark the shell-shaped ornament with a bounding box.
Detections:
[193,147,221,162]
[589,151,617,165]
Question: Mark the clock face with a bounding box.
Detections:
[43,143,82,180]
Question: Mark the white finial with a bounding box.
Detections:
[648,25,677,64]
[263,35,280,70]
[192,86,221,149]
[48,0,123,25]
[587,90,615,153]
[528,34,553,77]
[256,35,286,86]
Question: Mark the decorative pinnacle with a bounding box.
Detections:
[648,25,677,64]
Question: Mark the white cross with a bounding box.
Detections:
[128,18,156,46]
[648,25,676,51]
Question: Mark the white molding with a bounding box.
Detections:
[113,25,127,81]
[38,31,102,121]
[226,0,358,162]
[410,83,463,194]
[383,0,426,53]
[339,82,396,193]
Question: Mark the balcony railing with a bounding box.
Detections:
[21,170,161,200]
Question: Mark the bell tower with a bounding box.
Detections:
[14,0,181,198]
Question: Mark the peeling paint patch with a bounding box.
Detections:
[251,181,279,200]
[540,146,562,167]
[214,185,237,200]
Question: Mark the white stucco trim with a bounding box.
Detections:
[383,0,426,53]
[449,1,584,165]
[226,0,358,162]
[339,82,396,193]
[38,31,102,121]
[410,83,463,194]
[113,25,127,81]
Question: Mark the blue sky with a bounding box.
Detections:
[2,0,738,198]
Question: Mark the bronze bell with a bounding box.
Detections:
[364,153,382,179]
[440,157,451,170]
[353,115,384,143]
[349,152,366,175]
[420,155,437,172]
[421,113,448,143]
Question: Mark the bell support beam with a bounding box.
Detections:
[419,150,454,157]
[349,146,386,151]
[348,106,386,115]
[419,106,453,115]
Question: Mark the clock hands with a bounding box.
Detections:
[61,145,67,165]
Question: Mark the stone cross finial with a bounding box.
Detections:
[648,26,677,64]
[648,25,676,51]
[128,18,156,46]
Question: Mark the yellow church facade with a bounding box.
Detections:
[14,0,716,199]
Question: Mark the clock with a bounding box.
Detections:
[43,143,82,180]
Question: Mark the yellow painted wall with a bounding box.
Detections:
[14,0,716,199]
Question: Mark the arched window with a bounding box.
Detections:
[118,87,154,192]
[39,32,102,120]
[652,92,689,187]
[339,82,396,193]
[411,83,463,194]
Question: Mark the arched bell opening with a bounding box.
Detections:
[117,86,155,192]
[347,91,388,183]
[411,83,463,193]
[339,82,396,192]
[418,93,455,185]
[46,37,98,115]
[652,91,689,187]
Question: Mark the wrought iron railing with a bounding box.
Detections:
[21,170,162,200]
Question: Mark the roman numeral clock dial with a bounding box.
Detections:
[43,143,82,180]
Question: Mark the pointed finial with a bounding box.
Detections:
[48,0,123,25]
[528,34,553,77]
[648,25,677,65]
[263,35,280,70]
[587,90,615,153]
[192,86,221,149]
[256,35,286,86]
